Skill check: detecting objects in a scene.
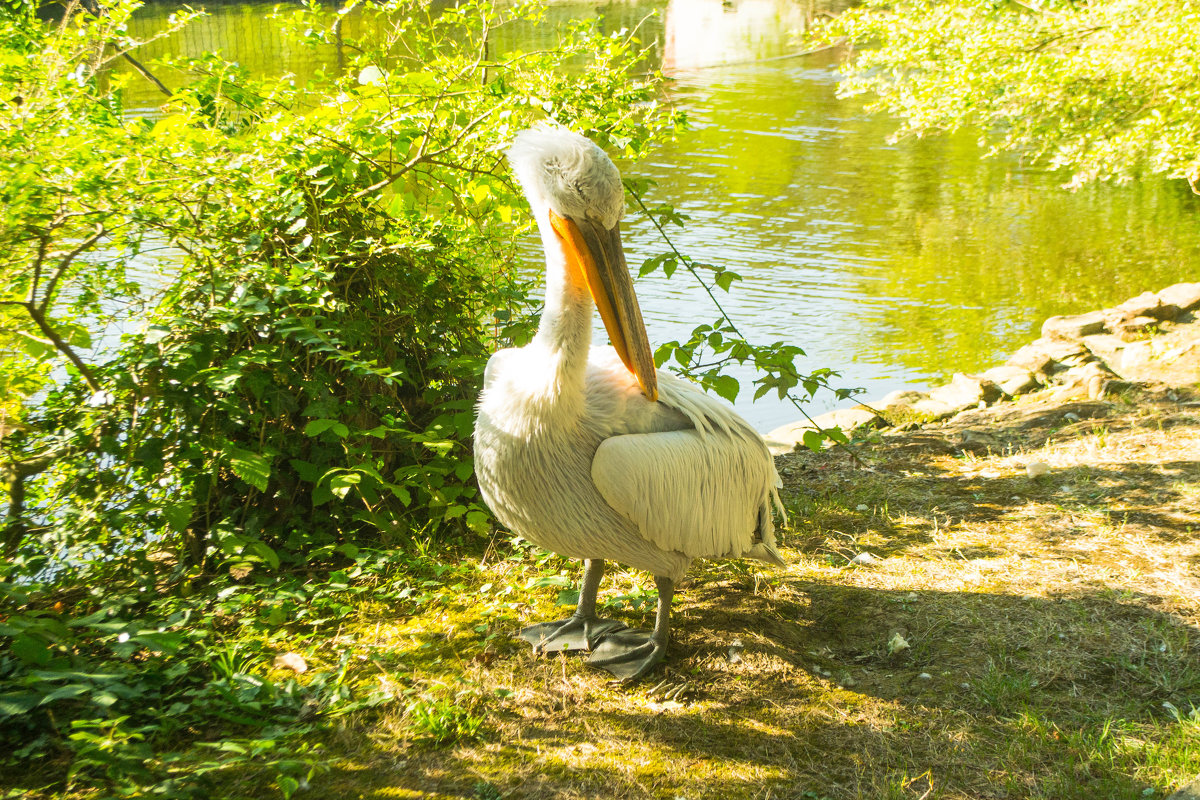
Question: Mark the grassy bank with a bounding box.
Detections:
[90,380,1192,800]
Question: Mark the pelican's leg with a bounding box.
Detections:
[519,559,628,654]
[587,576,673,682]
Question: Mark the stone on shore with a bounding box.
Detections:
[876,389,929,412]
[765,282,1200,449]
[1157,282,1200,313]
[1006,338,1094,377]
[1055,361,1121,400]
[1041,310,1107,341]
[927,373,1003,411]
[980,365,1040,397]
[1113,290,1180,322]
[1167,774,1200,800]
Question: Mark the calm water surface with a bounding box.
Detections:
[122,0,1200,430]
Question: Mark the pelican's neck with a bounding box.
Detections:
[532,221,593,392]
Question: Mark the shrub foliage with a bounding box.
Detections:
[0,0,677,794]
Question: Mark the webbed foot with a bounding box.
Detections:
[587,627,667,682]
[519,615,629,654]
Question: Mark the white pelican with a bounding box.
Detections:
[474,126,785,682]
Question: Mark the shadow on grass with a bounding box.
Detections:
[299,393,1200,799]
[302,579,1200,800]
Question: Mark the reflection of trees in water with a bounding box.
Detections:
[118,0,679,110]
[113,0,1200,422]
[634,55,1200,387]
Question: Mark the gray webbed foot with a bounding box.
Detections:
[587,627,667,682]
[519,615,628,654]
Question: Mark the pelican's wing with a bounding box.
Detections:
[591,373,786,565]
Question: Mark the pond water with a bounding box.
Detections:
[119,0,1200,431]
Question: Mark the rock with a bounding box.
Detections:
[850,552,882,566]
[910,398,957,421]
[1026,461,1050,478]
[823,407,887,431]
[764,407,885,454]
[876,389,929,412]
[981,365,1040,397]
[1041,310,1108,341]
[1056,361,1120,399]
[1167,774,1200,800]
[1007,338,1093,376]
[1112,314,1165,336]
[953,428,1000,454]
[1114,290,1180,322]
[1120,340,1155,372]
[1079,333,1128,372]
[927,373,1003,413]
[1158,282,1200,313]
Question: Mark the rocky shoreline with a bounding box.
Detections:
[766,282,1200,455]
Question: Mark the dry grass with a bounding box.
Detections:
[307,383,1200,800]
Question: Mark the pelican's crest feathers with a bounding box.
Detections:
[507,126,625,230]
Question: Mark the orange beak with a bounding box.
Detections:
[549,208,658,402]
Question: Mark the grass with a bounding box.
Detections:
[12,385,1197,800]
[244,384,1199,800]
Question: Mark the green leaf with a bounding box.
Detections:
[278,775,300,799]
[225,446,271,492]
[246,541,280,570]
[710,374,740,403]
[134,632,186,654]
[387,483,412,506]
[329,471,361,500]
[38,684,91,705]
[164,500,194,533]
[0,692,39,718]
[801,429,825,453]
[11,633,50,666]
[304,418,349,438]
[714,269,741,291]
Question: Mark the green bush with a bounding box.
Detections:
[0,0,678,794]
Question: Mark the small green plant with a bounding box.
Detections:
[974,656,1037,714]
[405,687,485,746]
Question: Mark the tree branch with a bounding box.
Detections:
[37,224,106,313]
[13,300,101,393]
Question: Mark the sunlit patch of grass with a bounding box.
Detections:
[230,386,1200,800]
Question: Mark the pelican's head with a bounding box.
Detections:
[508,126,658,402]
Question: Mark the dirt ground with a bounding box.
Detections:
[322,325,1200,800]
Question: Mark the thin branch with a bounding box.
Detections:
[26,233,50,305]
[1026,24,1108,53]
[117,50,171,97]
[350,107,496,200]
[22,302,101,393]
[627,182,868,466]
[37,223,106,313]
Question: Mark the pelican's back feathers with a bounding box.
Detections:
[591,368,786,567]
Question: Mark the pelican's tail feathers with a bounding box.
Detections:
[747,485,787,567]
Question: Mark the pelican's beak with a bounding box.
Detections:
[549,208,658,402]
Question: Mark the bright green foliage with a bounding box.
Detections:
[0,0,677,795]
[810,0,1200,188]
[628,179,855,428]
[1,0,676,574]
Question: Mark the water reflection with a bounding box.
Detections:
[117,0,1200,430]
[621,53,1199,427]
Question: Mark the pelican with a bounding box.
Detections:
[474,126,785,682]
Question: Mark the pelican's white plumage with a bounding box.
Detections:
[474,126,784,680]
